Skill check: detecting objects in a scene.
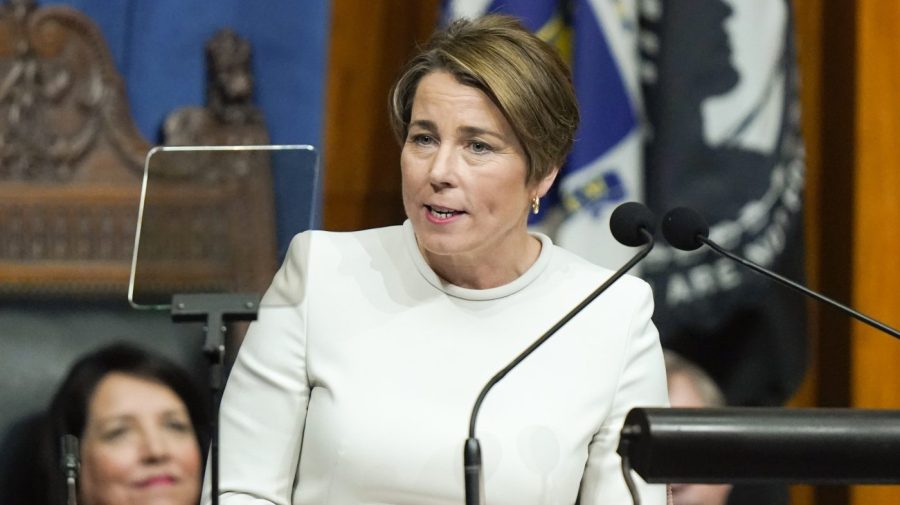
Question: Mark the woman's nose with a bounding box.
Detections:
[428,146,458,187]
[139,430,171,462]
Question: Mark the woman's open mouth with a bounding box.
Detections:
[425,204,464,222]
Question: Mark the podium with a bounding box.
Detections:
[617,407,900,504]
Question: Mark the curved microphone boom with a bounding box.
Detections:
[615,206,900,503]
[661,206,900,339]
[463,202,656,505]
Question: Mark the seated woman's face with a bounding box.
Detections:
[79,372,201,505]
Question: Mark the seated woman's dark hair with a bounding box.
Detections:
[33,342,208,505]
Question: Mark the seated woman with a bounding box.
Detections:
[35,343,209,505]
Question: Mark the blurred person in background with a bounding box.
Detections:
[665,350,732,505]
[34,342,208,505]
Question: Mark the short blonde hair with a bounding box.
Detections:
[389,15,579,185]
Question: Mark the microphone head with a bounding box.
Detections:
[662,207,709,251]
[610,202,656,247]
[60,434,79,472]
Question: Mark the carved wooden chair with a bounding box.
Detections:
[0,0,277,298]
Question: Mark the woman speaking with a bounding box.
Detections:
[205,14,668,505]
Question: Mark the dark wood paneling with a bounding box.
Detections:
[850,0,900,503]
[792,0,900,503]
[791,0,858,503]
[322,1,440,231]
[788,0,823,502]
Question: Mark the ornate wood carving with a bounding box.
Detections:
[164,28,268,147]
[0,1,276,299]
[0,0,147,182]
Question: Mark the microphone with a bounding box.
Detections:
[661,206,900,339]
[464,201,657,505]
[611,201,657,246]
[60,434,80,505]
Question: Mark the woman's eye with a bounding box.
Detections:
[100,427,128,441]
[411,134,434,146]
[470,141,491,154]
[166,421,193,433]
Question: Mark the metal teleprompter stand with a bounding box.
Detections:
[171,293,261,505]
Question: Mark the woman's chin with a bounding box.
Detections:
[418,237,468,259]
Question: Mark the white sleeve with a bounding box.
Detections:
[201,233,313,505]
[578,280,669,505]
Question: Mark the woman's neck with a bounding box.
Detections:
[421,233,543,290]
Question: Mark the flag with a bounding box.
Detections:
[444,0,644,270]
[448,0,808,411]
[639,0,807,409]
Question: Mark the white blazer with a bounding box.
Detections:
[203,221,669,505]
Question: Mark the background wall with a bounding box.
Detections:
[755,0,900,504]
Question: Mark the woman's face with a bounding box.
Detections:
[79,372,201,505]
[401,71,556,275]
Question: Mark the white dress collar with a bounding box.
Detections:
[402,220,553,301]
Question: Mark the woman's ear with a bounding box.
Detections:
[534,166,559,198]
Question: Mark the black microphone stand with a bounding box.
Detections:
[661,205,900,339]
[699,236,900,339]
[170,293,261,505]
[616,206,900,505]
[60,434,79,505]
[464,229,654,505]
